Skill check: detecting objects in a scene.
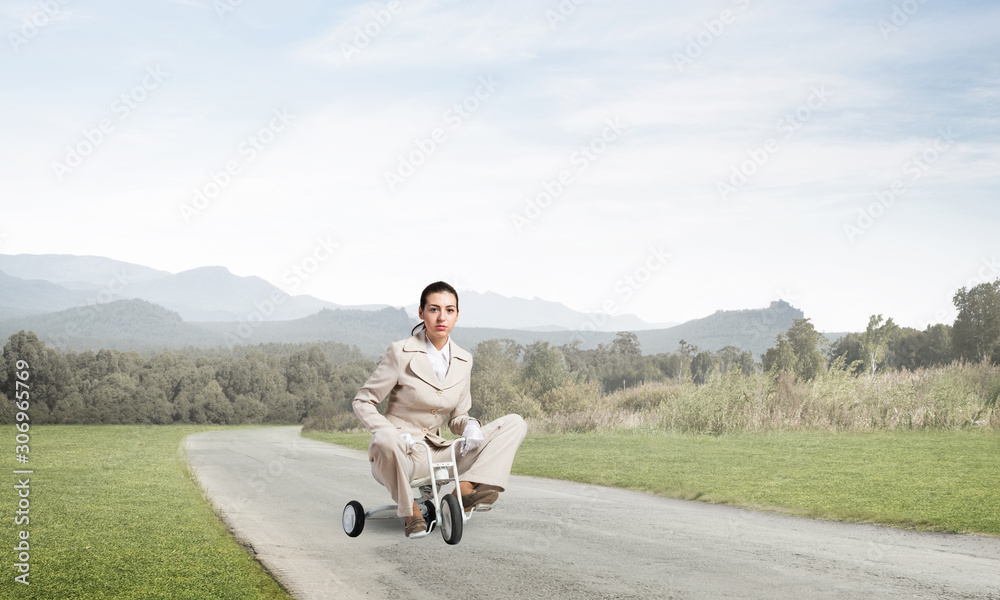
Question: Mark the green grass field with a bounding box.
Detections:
[304,429,1000,536]
[0,426,291,600]
[3,426,995,600]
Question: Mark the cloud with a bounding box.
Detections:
[294,0,549,69]
[3,0,997,332]
[163,0,209,8]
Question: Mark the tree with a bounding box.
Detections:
[471,339,539,421]
[676,339,698,360]
[86,372,139,424]
[830,332,864,374]
[762,333,796,376]
[690,351,714,385]
[663,340,699,384]
[284,346,334,422]
[200,380,234,424]
[521,341,567,396]
[2,331,76,423]
[610,332,642,360]
[329,359,378,413]
[763,319,826,381]
[859,314,897,376]
[787,318,827,380]
[651,352,685,380]
[215,352,283,421]
[715,345,755,376]
[952,280,1000,363]
[886,326,923,371]
[916,324,953,367]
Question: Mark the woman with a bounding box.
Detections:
[353,281,528,538]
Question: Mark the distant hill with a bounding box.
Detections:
[118,266,339,321]
[0,298,223,352]
[453,301,828,358]
[0,253,169,289]
[0,254,846,358]
[636,300,806,358]
[450,326,618,353]
[0,294,831,358]
[447,300,815,359]
[10,300,812,361]
[0,301,419,355]
[0,253,672,330]
[0,254,339,322]
[0,268,90,316]
[405,290,677,332]
[196,307,415,356]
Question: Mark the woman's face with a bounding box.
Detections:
[419,291,459,347]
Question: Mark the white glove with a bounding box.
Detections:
[460,420,484,456]
[400,432,415,452]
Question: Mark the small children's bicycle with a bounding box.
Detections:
[342,438,481,545]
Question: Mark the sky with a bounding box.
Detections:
[1,0,998,333]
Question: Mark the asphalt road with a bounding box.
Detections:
[183,427,1000,600]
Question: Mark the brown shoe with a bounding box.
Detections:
[404,513,427,538]
[461,488,499,513]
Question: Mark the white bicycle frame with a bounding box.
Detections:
[363,437,472,536]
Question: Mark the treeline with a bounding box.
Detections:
[465,321,965,422]
[0,331,376,425]
[4,279,999,428]
[462,280,1000,424]
[463,282,1000,431]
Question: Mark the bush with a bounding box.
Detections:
[301,409,364,432]
[539,380,601,414]
[524,361,1000,434]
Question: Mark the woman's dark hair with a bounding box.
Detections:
[411,281,459,335]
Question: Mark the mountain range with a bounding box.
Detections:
[0,253,842,357]
[0,253,676,330]
[0,254,340,322]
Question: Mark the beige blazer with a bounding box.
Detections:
[353,331,475,448]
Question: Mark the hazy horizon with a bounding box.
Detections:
[3,1,997,333]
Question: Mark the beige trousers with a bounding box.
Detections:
[367,414,527,517]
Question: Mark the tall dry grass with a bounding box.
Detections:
[528,362,1000,434]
